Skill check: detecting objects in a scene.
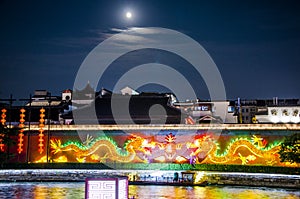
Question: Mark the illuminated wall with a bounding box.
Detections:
[23,130,299,167]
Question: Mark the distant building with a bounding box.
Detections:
[0,90,64,125]
[72,83,95,106]
[26,90,61,107]
[62,89,72,102]
[61,88,185,124]
[212,101,237,123]
[173,100,211,118]
[256,106,300,123]
[120,86,139,95]
[173,100,237,123]
[240,106,256,123]
[236,98,300,124]
[2,85,300,125]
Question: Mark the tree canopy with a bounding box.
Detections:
[0,124,19,163]
[279,133,300,164]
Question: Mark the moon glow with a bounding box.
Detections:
[126,11,132,19]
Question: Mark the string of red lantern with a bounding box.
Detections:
[1,109,6,125]
[0,109,7,152]
[17,108,26,154]
[38,108,45,154]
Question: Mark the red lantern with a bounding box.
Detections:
[38,108,45,154]
[0,109,7,152]
[1,108,6,126]
[17,108,26,154]
[0,142,4,152]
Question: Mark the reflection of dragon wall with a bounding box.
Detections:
[34,132,299,167]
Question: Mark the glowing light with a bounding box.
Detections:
[194,172,207,184]
[281,115,291,123]
[38,108,45,154]
[291,116,300,123]
[185,116,196,124]
[270,116,280,123]
[194,139,200,147]
[142,139,148,146]
[0,139,4,152]
[126,11,132,19]
[40,132,296,167]
[154,156,166,162]
[53,155,68,163]
[35,155,47,163]
[165,133,176,143]
[0,109,7,152]
[1,108,6,125]
[175,156,186,163]
[17,108,26,154]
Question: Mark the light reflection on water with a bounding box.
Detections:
[0,182,299,199]
[0,182,84,199]
[129,185,300,199]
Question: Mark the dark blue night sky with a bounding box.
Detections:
[0,0,300,100]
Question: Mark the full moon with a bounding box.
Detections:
[126,11,132,19]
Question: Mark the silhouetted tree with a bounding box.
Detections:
[0,124,18,165]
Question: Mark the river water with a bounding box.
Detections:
[0,182,299,199]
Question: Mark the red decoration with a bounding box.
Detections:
[17,108,26,154]
[185,116,195,125]
[1,108,6,125]
[165,133,176,143]
[262,139,268,148]
[0,109,7,152]
[38,108,45,154]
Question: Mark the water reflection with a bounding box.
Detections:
[0,182,298,199]
[128,185,300,199]
[0,182,84,199]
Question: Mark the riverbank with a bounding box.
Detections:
[0,169,299,189]
[1,163,299,175]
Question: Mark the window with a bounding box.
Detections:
[201,106,209,111]
[271,109,277,116]
[282,109,289,116]
[293,109,299,117]
[228,106,234,113]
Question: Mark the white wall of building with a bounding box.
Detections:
[256,106,300,123]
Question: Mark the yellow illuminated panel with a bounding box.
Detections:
[33,132,300,167]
